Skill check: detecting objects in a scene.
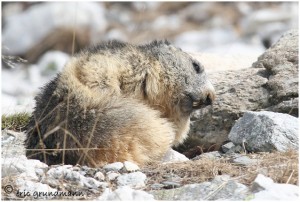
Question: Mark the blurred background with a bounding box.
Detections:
[1,1,299,114]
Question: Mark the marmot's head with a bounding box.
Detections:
[140,40,216,117]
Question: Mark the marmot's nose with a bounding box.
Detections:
[204,91,215,106]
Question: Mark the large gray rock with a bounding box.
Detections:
[177,67,270,154]
[177,29,298,154]
[253,29,299,113]
[151,175,250,200]
[228,111,298,152]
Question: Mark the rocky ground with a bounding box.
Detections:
[1,125,298,200]
[1,2,299,201]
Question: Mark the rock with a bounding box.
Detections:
[46,165,104,189]
[150,183,164,190]
[193,151,222,161]
[1,155,48,180]
[181,2,215,24]
[94,171,105,181]
[224,145,245,154]
[180,67,269,152]
[123,161,140,172]
[253,29,299,116]
[265,97,299,115]
[228,111,298,152]
[117,171,147,189]
[161,149,189,163]
[251,174,299,200]
[161,181,181,189]
[177,29,298,154]
[1,130,16,146]
[15,179,57,200]
[98,186,155,201]
[240,3,298,46]
[132,2,161,11]
[103,162,124,172]
[151,175,250,200]
[37,51,70,77]
[1,131,26,158]
[106,171,120,181]
[221,141,246,155]
[152,15,181,31]
[229,154,258,166]
[104,29,128,41]
[221,142,235,153]
[2,2,107,56]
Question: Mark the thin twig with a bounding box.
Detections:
[286,170,295,184]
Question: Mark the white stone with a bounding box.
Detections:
[98,186,155,201]
[105,29,127,41]
[228,111,299,152]
[251,174,299,201]
[15,178,57,199]
[123,161,140,172]
[1,155,48,180]
[161,149,189,163]
[106,171,120,181]
[117,172,147,189]
[1,130,16,146]
[2,2,107,55]
[37,51,70,77]
[132,2,160,11]
[94,171,105,181]
[46,165,102,189]
[152,15,181,31]
[103,162,124,171]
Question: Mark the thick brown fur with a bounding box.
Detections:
[25,40,215,167]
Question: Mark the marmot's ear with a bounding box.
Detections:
[143,70,159,101]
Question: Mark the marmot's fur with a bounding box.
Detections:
[25,40,215,167]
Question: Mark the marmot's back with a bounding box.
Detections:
[25,40,215,166]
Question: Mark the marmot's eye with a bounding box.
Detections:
[192,62,203,74]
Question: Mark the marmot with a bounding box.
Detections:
[25,40,215,167]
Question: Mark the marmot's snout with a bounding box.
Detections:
[202,90,215,106]
[191,92,215,109]
[191,81,216,109]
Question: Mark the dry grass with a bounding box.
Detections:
[142,150,298,191]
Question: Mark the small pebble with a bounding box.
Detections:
[230,155,258,166]
[123,161,140,172]
[106,171,120,181]
[94,171,105,181]
[162,181,181,189]
[150,183,164,190]
[221,142,235,153]
[193,151,222,160]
